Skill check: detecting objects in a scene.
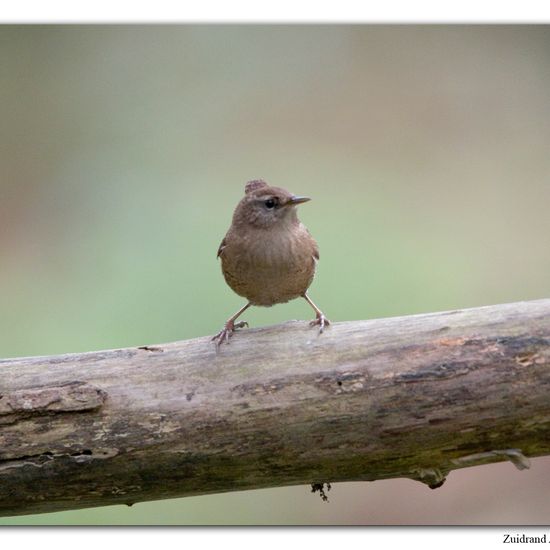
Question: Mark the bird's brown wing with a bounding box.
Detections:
[217,237,227,258]
[305,227,319,260]
[312,241,320,261]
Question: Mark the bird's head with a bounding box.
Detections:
[232,179,310,229]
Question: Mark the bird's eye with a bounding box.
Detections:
[264,198,276,209]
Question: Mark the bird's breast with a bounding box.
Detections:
[221,225,318,306]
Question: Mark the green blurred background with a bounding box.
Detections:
[1,25,549,525]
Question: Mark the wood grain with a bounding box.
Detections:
[1,299,549,517]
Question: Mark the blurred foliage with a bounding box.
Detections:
[0,25,549,524]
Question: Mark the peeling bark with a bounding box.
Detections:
[0,299,549,517]
[0,381,106,425]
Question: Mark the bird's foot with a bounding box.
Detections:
[212,320,249,348]
[309,313,330,334]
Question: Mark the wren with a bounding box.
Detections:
[212,179,329,347]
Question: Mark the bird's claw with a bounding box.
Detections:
[309,314,330,334]
[212,320,249,348]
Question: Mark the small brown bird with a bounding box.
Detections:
[213,179,330,347]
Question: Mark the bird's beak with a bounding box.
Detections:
[286,195,311,206]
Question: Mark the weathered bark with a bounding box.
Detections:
[0,299,549,517]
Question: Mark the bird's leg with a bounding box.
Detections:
[303,293,330,333]
[212,302,251,348]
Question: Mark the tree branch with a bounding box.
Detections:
[1,299,549,517]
